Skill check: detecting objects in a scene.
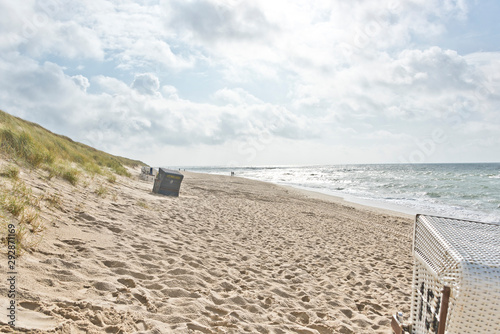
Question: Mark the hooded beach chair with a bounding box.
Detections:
[152,168,184,197]
[392,214,500,334]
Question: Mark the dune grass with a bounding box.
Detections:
[0,110,144,182]
[95,184,109,197]
[0,164,20,179]
[0,109,146,256]
[0,178,43,255]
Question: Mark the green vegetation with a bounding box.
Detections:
[0,179,43,255]
[136,199,149,209]
[95,184,109,197]
[0,109,144,182]
[44,192,63,209]
[0,164,20,179]
[1,180,39,217]
[106,173,117,184]
[0,109,147,256]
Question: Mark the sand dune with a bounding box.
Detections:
[0,167,413,333]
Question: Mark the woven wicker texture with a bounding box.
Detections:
[410,215,500,334]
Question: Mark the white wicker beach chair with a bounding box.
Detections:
[392,214,500,334]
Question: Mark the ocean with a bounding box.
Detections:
[186,163,500,223]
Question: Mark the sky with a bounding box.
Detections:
[0,0,499,167]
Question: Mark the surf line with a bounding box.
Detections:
[6,223,17,327]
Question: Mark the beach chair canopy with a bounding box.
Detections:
[410,214,500,334]
[152,168,184,197]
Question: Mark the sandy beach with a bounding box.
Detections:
[1,168,414,333]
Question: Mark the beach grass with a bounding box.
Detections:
[106,173,117,184]
[0,109,144,179]
[95,184,109,197]
[0,109,146,256]
[0,164,20,179]
[0,178,43,255]
[136,199,149,209]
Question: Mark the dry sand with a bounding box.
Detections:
[0,167,414,333]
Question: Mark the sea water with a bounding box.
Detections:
[187,163,500,223]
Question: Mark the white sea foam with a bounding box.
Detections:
[188,163,500,223]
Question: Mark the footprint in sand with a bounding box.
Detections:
[145,282,164,290]
[92,281,118,292]
[102,260,128,268]
[187,322,214,334]
[76,212,97,221]
[112,268,155,280]
[118,278,137,288]
[107,226,123,234]
[205,305,229,316]
[290,311,310,325]
[0,299,59,331]
[61,239,85,246]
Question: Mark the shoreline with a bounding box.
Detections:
[185,164,500,224]
[281,184,415,220]
[188,170,416,220]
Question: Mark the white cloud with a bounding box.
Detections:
[131,73,160,96]
[163,0,276,44]
[211,88,263,106]
[94,75,130,95]
[0,0,104,59]
[71,75,90,92]
[0,0,499,165]
[0,53,316,161]
[158,85,179,101]
[28,21,104,59]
